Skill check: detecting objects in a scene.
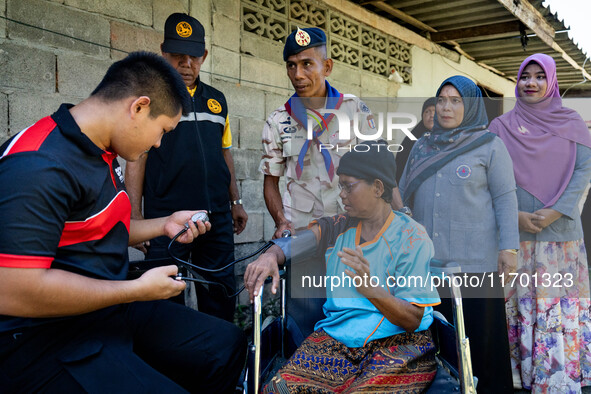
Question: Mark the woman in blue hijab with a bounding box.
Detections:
[399,76,519,393]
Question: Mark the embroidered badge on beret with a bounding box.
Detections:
[456,164,471,179]
[207,99,222,114]
[295,28,311,46]
[283,27,326,61]
[176,21,192,38]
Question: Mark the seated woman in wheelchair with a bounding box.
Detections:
[245,141,441,393]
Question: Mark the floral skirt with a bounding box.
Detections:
[262,329,436,394]
[505,240,591,393]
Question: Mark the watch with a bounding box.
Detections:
[399,206,412,217]
[231,199,243,206]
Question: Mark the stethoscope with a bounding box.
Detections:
[165,212,290,298]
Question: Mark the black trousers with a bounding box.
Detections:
[147,211,236,322]
[0,301,246,394]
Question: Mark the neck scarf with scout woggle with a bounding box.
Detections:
[285,81,344,181]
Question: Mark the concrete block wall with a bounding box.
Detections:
[0,0,6,39]
[0,0,407,246]
[0,0,291,302]
[0,0,191,142]
[0,0,516,309]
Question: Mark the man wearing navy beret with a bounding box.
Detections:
[260,27,403,238]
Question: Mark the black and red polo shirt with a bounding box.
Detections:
[0,104,131,332]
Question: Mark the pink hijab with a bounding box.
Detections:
[489,53,591,207]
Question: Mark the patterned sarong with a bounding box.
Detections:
[505,240,591,393]
[263,329,437,393]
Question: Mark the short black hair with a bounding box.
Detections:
[315,45,328,60]
[91,51,191,118]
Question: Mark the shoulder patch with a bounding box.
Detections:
[367,114,376,129]
[207,99,222,114]
[359,101,371,113]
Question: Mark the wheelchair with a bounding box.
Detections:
[128,246,477,393]
[243,259,477,394]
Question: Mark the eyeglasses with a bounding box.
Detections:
[338,180,362,194]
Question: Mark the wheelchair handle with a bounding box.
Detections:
[430,259,462,275]
[252,285,264,394]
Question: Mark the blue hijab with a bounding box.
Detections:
[401,76,495,205]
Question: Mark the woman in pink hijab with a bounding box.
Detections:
[490,53,591,393]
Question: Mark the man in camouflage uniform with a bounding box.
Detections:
[260,27,402,238]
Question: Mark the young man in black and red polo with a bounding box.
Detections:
[0,52,246,393]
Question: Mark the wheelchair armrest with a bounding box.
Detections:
[430,259,462,276]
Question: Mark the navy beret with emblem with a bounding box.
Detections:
[283,27,327,61]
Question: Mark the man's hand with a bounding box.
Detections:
[163,210,211,243]
[133,265,187,301]
[273,221,294,239]
[232,204,248,234]
[498,250,518,286]
[244,253,280,303]
[0,265,185,318]
[531,208,562,229]
[263,174,292,239]
[518,211,544,233]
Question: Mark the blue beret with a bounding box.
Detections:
[283,27,327,61]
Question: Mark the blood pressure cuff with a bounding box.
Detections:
[270,229,318,266]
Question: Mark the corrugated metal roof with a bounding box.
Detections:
[354,0,590,96]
